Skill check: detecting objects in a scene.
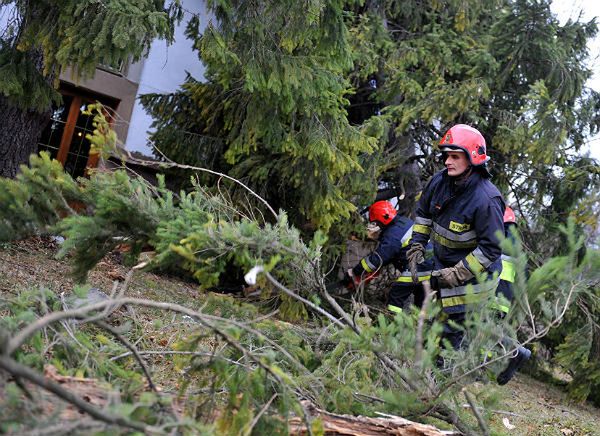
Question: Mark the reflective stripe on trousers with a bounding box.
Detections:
[499,257,515,283]
[490,298,510,314]
[439,279,499,314]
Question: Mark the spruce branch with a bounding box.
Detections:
[92,320,156,392]
[0,355,152,434]
[110,350,250,368]
[249,264,428,395]
[123,150,278,221]
[3,295,324,397]
[242,393,278,436]
[2,293,321,434]
[262,269,345,329]
[463,388,489,436]
[18,419,103,436]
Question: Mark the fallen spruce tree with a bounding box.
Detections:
[1,147,598,435]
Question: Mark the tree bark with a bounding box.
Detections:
[0,25,54,178]
[0,94,51,178]
[289,401,458,436]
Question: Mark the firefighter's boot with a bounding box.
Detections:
[497,346,531,385]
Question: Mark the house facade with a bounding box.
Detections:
[35,0,208,178]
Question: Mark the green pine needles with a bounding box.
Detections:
[141,0,600,253]
[0,0,182,110]
[142,0,385,232]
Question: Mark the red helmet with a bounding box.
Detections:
[369,201,397,226]
[439,124,489,166]
[504,206,516,224]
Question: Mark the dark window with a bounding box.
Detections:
[37,87,118,178]
[64,103,95,178]
[38,95,74,160]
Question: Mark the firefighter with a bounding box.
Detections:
[344,200,433,312]
[407,124,505,350]
[494,206,532,385]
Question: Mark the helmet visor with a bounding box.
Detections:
[439,146,466,164]
[439,145,465,153]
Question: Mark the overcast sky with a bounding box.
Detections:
[550,0,600,158]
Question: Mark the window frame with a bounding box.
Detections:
[44,85,119,177]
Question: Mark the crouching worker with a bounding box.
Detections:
[344,200,433,313]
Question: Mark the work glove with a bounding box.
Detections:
[407,243,425,283]
[407,243,425,265]
[431,261,474,289]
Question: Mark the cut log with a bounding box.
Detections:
[289,402,458,436]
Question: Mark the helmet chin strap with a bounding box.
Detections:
[453,165,473,181]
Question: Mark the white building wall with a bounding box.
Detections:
[124,0,209,156]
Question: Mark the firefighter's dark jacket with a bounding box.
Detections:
[411,170,505,313]
[352,215,432,279]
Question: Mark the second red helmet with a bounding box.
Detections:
[439,124,489,166]
[369,201,397,226]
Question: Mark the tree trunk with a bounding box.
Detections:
[0,19,54,178]
[289,401,458,436]
[0,95,51,178]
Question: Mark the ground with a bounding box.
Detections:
[1,237,599,435]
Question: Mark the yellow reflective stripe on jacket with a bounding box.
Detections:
[433,222,477,242]
[415,217,432,226]
[400,227,413,248]
[361,258,376,273]
[441,290,493,308]
[472,247,493,268]
[465,252,485,273]
[413,224,431,235]
[499,259,516,283]
[439,279,498,298]
[396,274,431,283]
[432,232,478,249]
